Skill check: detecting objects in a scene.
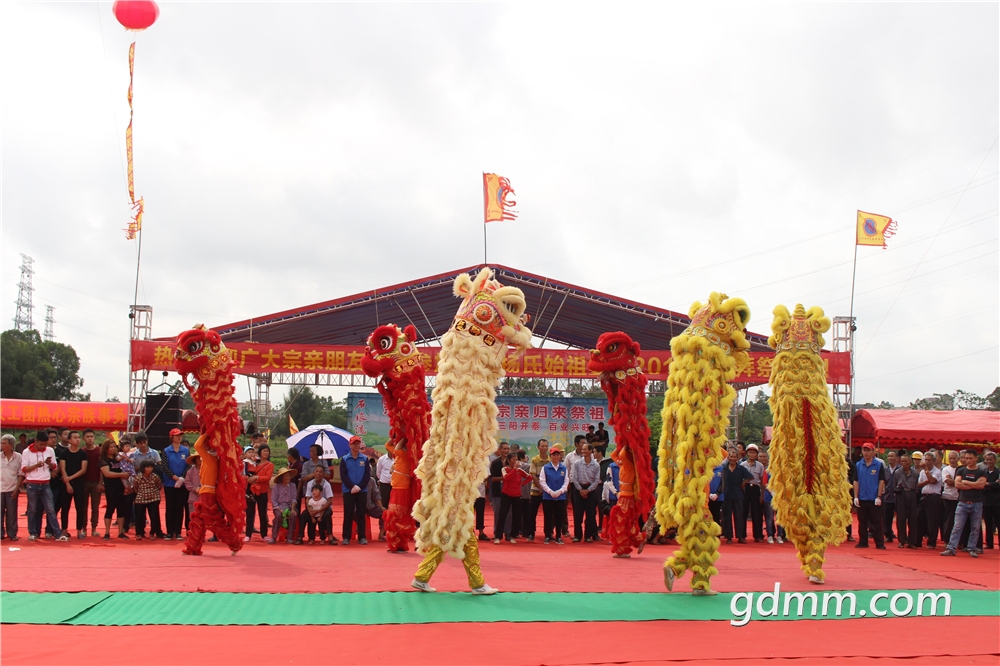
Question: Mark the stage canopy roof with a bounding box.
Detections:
[204,264,772,352]
[852,409,1000,449]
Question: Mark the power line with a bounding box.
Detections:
[858,135,999,360]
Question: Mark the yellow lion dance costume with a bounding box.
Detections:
[411,267,532,595]
[656,293,750,595]
[767,304,851,584]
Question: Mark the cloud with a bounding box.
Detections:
[2,2,997,407]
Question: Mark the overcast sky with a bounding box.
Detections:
[3,2,998,409]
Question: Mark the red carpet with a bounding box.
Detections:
[3,618,998,665]
[4,494,997,665]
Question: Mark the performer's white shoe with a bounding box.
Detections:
[808,575,824,584]
[691,588,717,596]
[471,584,499,596]
[664,567,675,591]
[410,579,436,593]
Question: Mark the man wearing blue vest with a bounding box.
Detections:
[340,436,371,545]
[853,443,887,549]
[538,444,569,544]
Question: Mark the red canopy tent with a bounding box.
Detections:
[851,409,1000,450]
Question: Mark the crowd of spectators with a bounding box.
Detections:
[2,428,997,558]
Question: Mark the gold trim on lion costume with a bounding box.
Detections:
[767,304,851,584]
[411,267,532,591]
[655,293,750,594]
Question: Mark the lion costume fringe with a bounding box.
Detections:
[361,323,431,552]
[767,304,851,584]
[588,332,655,557]
[173,325,246,556]
[655,293,750,594]
[411,268,531,592]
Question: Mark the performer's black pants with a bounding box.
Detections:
[896,490,918,546]
[342,491,366,542]
[744,485,764,540]
[246,492,269,538]
[135,500,162,537]
[495,494,522,540]
[474,497,486,532]
[709,500,723,527]
[722,497,745,540]
[857,499,884,547]
[571,491,598,540]
[543,499,566,540]
[917,494,943,547]
[883,500,896,540]
[942,498,958,544]
[983,504,1000,549]
[164,486,188,536]
[59,479,86,532]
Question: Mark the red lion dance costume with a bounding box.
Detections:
[174,325,246,556]
[589,332,655,558]
[361,324,431,553]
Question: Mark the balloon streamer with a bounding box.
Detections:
[124,42,142,240]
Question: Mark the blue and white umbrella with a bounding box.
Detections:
[286,424,353,460]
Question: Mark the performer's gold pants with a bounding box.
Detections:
[414,534,485,589]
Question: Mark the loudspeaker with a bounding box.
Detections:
[145,393,181,451]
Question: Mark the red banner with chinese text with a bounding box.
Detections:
[132,340,851,385]
[0,399,129,431]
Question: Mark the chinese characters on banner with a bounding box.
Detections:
[0,399,129,431]
[133,340,851,385]
[347,392,613,457]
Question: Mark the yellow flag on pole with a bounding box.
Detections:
[483,173,518,223]
[857,211,897,249]
[288,415,299,435]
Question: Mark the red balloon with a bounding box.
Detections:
[113,1,159,31]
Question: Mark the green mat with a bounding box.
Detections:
[1,590,996,626]
[0,592,112,624]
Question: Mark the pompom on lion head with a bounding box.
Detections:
[362,323,421,378]
[768,304,829,354]
[685,292,751,370]
[588,331,641,374]
[452,267,532,356]
[173,324,232,380]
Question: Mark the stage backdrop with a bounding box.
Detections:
[347,393,616,457]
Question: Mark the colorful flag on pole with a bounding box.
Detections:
[288,415,299,435]
[856,210,897,249]
[483,173,518,223]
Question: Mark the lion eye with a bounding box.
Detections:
[378,336,393,351]
[607,343,619,353]
[187,341,204,354]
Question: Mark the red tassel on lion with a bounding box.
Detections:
[588,332,655,558]
[362,324,431,553]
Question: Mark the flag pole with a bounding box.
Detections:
[847,234,858,449]
[484,220,488,265]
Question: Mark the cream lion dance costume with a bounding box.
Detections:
[767,304,851,584]
[410,267,532,595]
[656,293,750,595]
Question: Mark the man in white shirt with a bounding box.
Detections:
[563,436,586,538]
[20,431,68,541]
[299,467,336,544]
[918,452,944,548]
[376,449,393,542]
[941,450,960,544]
[1,435,22,541]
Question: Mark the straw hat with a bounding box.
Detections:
[270,467,299,488]
[185,451,201,465]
